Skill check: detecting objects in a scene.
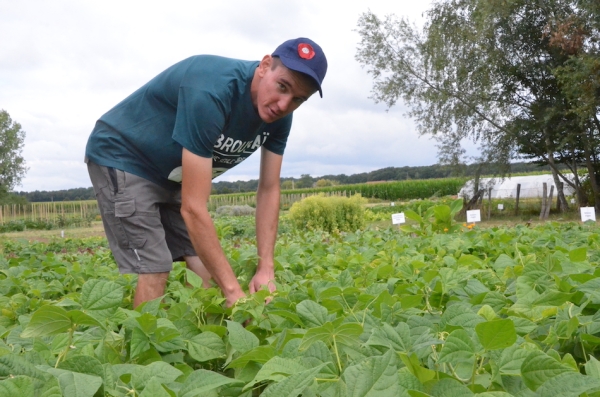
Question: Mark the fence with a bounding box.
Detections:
[465,182,581,221]
[207,190,353,211]
[0,201,99,225]
[1,178,468,225]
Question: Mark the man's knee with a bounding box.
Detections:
[134,272,170,307]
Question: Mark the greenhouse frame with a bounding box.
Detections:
[458,174,576,199]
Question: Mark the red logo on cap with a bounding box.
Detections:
[298,43,315,60]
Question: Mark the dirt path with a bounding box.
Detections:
[0,222,107,243]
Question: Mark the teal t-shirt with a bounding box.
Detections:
[85,55,292,190]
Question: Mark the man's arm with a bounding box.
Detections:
[180,148,245,306]
[249,147,283,294]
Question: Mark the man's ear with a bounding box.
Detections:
[257,55,272,78]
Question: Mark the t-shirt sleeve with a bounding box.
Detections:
[263,113,293,155]
[171,86,228,158]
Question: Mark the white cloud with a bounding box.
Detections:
[1,0,439,191]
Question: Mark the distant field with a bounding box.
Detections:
[3,179,466,222]
[0,221,106,242]
[0,200,98,223]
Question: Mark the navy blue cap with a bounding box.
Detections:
[272,37,327,97]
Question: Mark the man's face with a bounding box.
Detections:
[252,56,317,123]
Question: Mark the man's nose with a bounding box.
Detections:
[278,96,293,113]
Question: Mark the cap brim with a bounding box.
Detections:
[277,56,323,98]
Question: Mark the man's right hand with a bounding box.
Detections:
[225,289,247,308]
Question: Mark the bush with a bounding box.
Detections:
[215,205,256,217]
[0,191,28,206]
[24,218,54,230]
[214,215,256,238]
[0,221,26,232]
[289,194,367,233]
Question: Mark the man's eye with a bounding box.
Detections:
[278,83,286,91]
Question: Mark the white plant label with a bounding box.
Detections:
[390,202,395,207]
[466,210,481,223]
[581,207,596,222]
[498,204,504,210]
[392,213,406,225]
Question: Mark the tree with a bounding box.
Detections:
[356,0,600,209]
[0,110,27,194]
[281,180,294,190]
[315,179,338,187]
[295,174,314,189]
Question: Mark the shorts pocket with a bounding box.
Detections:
[115,199,136,217]
[113,198,147,249]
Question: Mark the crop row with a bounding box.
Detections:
[1,220,600,396]
[208,178,467,211]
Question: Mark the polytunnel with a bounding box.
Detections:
[458,174,576,199]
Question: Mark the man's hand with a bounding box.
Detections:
[225,290,247,308]
[252,148,282,301]
[249,267,276,294]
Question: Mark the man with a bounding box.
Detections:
[85,38,327,308]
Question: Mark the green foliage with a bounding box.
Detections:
[210,178,466,212]
[0,201,99,227]
[0,191,27,206]
[213,215,256,239]
[0,110,27,192]
[215,205,256,217]
[289,194,367,233]
[210,162,562,194]
[315,178,338,187]
[283,178,466,201]
[399,198,464,235]
[365,197,461,222]
[15,187,96,203]
[0,216,94,233]
[355,1,600,207]
[3,221,600,395]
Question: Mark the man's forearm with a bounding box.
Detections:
[255,185,280,269]
[181,204,244,302]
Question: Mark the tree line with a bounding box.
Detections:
[8,162,550,200]
[9,162,554,201]
[201,161,555,195]
[0,102,570,203]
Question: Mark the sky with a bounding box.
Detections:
[1,0,439,192]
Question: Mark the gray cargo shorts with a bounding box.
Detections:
[87,160,196,274]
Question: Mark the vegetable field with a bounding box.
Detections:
[0,201,99,228]
[1,218,600,396]
[208,178,467,211]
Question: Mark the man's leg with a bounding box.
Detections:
[160,197,212,290]
[87,161,175,308]
[184,256,212,288]
[134,272,170,307]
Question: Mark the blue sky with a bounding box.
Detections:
[1,0,441,191]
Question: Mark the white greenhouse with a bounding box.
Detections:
[458,174,576,199]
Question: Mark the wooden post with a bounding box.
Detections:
[544,185,554,220]
[515,184,521,216]
[487,187,492,220]
[540,183,548,220]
